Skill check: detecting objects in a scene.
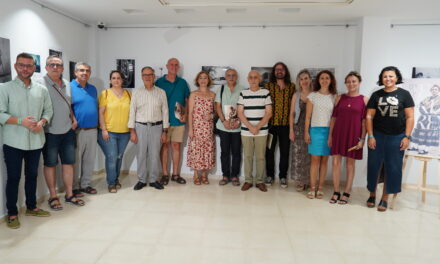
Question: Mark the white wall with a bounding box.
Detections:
[0,0,92,217]
[96,25,358,177]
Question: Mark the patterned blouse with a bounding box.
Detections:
[264,82,296,126]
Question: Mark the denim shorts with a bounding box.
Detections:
[42,129,76,166]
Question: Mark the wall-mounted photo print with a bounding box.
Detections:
[412,67,440,78]
[0,37,12,83]
[69,61,76,81]
[251,66,272,87]
[29,53,41,73]
[201,66,231,93]
[49,49,62,59]
[117,59,135,88]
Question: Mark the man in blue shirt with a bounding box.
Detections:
[70,62,99,196]
[155,58,190,185]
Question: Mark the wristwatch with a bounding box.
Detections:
[404,135,412,140]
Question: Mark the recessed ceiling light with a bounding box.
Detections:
[226,8,247,14]
[174,8,195,14]
[279,8,301,13]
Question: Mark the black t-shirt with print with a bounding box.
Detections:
[367,88,415,135]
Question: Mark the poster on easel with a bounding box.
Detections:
[402,78,440,157]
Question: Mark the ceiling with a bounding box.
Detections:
[34,0,440,26]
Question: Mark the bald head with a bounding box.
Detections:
[166,58,180,76]
[248,70,261,89]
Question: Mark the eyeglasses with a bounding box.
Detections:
[16,63,34,69]
[226,74,237,77]
[48,63,64,68]
[142,74,155,77]
[77,68,91,73]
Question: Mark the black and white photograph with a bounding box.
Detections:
[307,67,336,84]
[49,49,62,59]
[403,78,440,157]
[251,66,271,87]
[69,61,76,81]
[224,104,238,127]
[202,66,231,93]
[117,59,135,88]
[412,67,440,78]
[29,53,41,73]
[0,36,12,83]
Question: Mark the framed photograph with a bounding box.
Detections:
[117,59,135,88]
[69,61,76,81]
[202,66,231,93]
[0,37,12,83]
[251,66,272,87]
[49,49,62,59]
[412,67,440,78]
[29,53,41,73]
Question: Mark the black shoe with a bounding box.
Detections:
[133,181,147,190]
[149,181,164,190]
[265,177,273,186]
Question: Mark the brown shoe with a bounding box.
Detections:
[256,183,268,192]
[241,182,253,191]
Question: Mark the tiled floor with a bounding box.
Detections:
[1,173,439,264]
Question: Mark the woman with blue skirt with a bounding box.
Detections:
[304,70,337,199]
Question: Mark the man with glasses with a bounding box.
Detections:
[71,62,99,196]
[0,52,53,229]
[129,67,169,190]
[38,55,85,210]
[215,69,244,186]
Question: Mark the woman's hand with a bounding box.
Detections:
[304,132,311,144]
[188,129,194,139]
[368,137,376,149]
[356,140,365,150]
[400,137,410,151]
[102,130,110,141]
[289,129,295,142]
[327,136,332,148]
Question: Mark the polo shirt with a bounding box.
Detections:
[70,79,98,128]
[155,75,190,127]
[215,84,244,133]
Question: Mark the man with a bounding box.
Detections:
[39,55,85,210]
[215,69,244,186]
[237,70,272,192]
[156,58,190,185]
[0,53,53,229]
[264,62,295,188]
[71,62,98,196]
[129,67,169,190]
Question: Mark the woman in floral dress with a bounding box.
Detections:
[187,71,216,184]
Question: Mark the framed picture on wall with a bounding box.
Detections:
[201,66,231,93]
[117,59,135,88]
[251,66,272,87]
[69,61,76,81]
[412,67,440,78]
[29,53,41,73]
[0,37,12,83]
[49,49,62,59]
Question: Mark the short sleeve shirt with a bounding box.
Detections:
[99,89,131,133]
[71,80,98,128]
[237,88,272,137]
[264,82,295,126]
[307,92,335,127]
[155,75,190,127]
[367,88,414,135]
[215,84,244,133]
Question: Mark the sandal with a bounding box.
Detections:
[194,175,201,185]
[115,179,122,189]
[296,183,306,192]
[219,177,229,186]
[329,191,341,204]
[65,195,85,206]
[316,188,324,199]
[171,174,186,184]
[72,189,84,198]
[377,200,388,212]
[338,192,350,205]
[231,177,240,186]
[108,185,117,193]
[201,177,209,185]
[80,186,97,195]
[160,175,170,185]
[366,196,376,208]
[48,197,63,211]
[307,186,316,199]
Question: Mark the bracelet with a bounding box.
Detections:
[358,137,365,142]
[17,118,22,125]
[368,135,374,139]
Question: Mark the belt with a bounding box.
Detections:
[136,121,163,126]
[78,127,97,130]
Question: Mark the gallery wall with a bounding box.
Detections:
[0,0,93,217]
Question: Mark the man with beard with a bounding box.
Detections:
[0,53,53,229]
[264,62,296,188]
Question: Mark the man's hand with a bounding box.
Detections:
[22,116,38,131]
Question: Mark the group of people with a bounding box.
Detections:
[0,53,414,229]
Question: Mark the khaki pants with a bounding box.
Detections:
[241,135,267,184]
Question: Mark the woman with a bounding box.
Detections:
[289,69,312,192]
[187,71,216,185]
[304,70,337,199]
[98,70,131,193]
[328,71,368,204]
[410,84,440,155]
[366,66,414,212]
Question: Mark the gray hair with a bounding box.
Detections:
[141,66,155,73]
[75,62,91,71]
[46,55,63,65]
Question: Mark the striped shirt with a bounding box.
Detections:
[237,88,272,136]
[128,85,169,129]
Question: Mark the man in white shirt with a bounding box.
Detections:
[128,67,169,190]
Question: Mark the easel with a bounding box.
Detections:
[390,152,440,209]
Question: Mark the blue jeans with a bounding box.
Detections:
[3,144,42,216]
[367,131,405,194]
[97,129,130,185]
